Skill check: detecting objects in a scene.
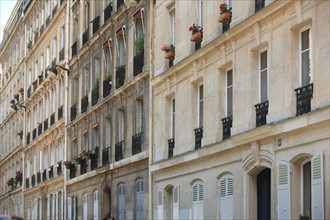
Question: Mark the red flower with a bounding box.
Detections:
[220,3,228,11]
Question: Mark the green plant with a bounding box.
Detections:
[106,71,112,79]
[161,44,175,52]
[94,77,99,88]
[134,37,144,54]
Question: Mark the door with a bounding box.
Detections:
[257,168,271,220]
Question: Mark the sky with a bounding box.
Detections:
[0,0,18,41]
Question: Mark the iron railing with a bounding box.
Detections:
[38,73,43,85]
[40,24,44,35]
[46,15,51,26]
[37,171,41,184]
[44,118,48,131]
[69,165,76,179]
[71,41,78,57]
[117,0,124,9]
[133,51,144,76]
[81,95,89,113]
[255,0,265,12]
[104,3,112,22]
[52,5,58,16]
[91,86,99,106]
[295,83,313,116]
[38,123,43,136]
[195,41,201,51]
[48,166,54,179]
[26,132,30,145]
[25,178,29,189]
[34,31,39,43]
[169,57,174,68]
[57,162,62,175]
[132,132,142,155]
[31,174,36,187]
[255,100,269,127]
[70,104,77,121]
[168,138,175,158]
[59,48,64,61]
[92,16,100,34]
[102,146,111,165]
[80,159,87,175]
[103,78,111,97]
[223,21,230,33]
[222,116,233,140]
[42,169,47,181]
[194,127,203,149]
[90,155,98,171]
[82,28,89,45]
[116,65,125,89]
[27,86,31,98]
[115,141,124,161]
[58,105,63,120]
[50,113,55,126]
[32,128,37,140]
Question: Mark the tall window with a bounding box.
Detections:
[105,118,112,147]
[83,193,88,220]
[67,197,72,220]
[83,134,88,151]
[39,151,43,171]
[93,127,99,148]
[33,155,37,174]
[219,175,234,219]
[34,62,38,80]
[135,99,143,134]
[93,191,99,220]
[84,3,90,30]
[119,110,125,141]
[47,0,51,17]
[41,9,45,25]
[40,54,44,74]
[46,47,50,67]
[118,184,126,220]
[198,85,204,128]
[192,181,204,219]
[83,68,90,96]
[226,70,233,116]
[52,89,56,114]
[52,38,57,61]
[171,99,175,139]
[135,179,144,220]
[260,50,268,102]
[93,57,100,87]
[118,35,126,66]
[168,5,176,45]
[198,0,204,27]
[300,28,311,86]
[60,27,65,49]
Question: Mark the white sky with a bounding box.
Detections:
[0,0,18,36]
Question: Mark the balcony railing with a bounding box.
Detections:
[81,95,89,113]
[103,78,111,97]
[295,83,313,116]
[38,74,43,85]
[69,165,76,179]
[57,162,62,175]
[195,41,201,51]
[133,51,144,76]
[58,105,63,120]
[44,67,49,78]
[222,116,233,140]
[44,118,48,131]
[26,132,30,145]
[115,141,124,161]
[117,0,124,9]
[51,58,56,68]
[71,41,78,57]
[92,16,100,34]
[42,169,47,181]
[27,86,31,98]
[38,123,43,136]
[49,165,54,179]
[82,28,89,45]
[60,0,65,5]
[70,104,77,121]
[52,5,58,16]
[34,31,39,42]
[32,128,37,140]
[50,113,55,126]
[40,24,44,35]
[255,100,269,127]
[169,57,174,68]
[255,0,265,12]
[37,171,41,184]
[223,21,230,33]
[132,132,142,155]
[194,127,203,149]
[80,159,87,175]
[102,146,111,165]
[168,138,175,158]
[46,15,51,26]
[31,174,36,187]
[116,65,125,89]
[59,48,64,61]
[91,86,99,106]
[90,155,98,171]
[25,178,29,189]
[104,3,112,22]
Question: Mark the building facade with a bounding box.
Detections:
[150,0,329,219]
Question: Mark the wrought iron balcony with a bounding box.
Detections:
[255,0,265,12]
[71,41,78,57]
[58,105,63,120]
[194,127,203,149]
[31,174,36,187]
[34,31,39,42]
[69,165,76,179]
[50,112,55,126]
[91,86,99,106]
[102,146,111,165]
[49,165,54,179]
[90,154,98,171]
[60,0,65,5]
[222,116,233,140]
[117,0,124,9]
[57,162,62,175]
[46,15,51,26]
[104,3,112,22]
[295,83,313,116]
[82,28,89,45]
[26,132,30,145]
[70,103,77,121]
[223,21,230,33]
[42,169,47,181]
[27,86,31,98]
[195,41,201,51]
[51,58,56,68]
[80,159,87,175]
[81,95,89,113]
[40,24,44,35]
[169,57,174,68]
[38,123,43,135]
[103,78,111,97]
[133,51,144,76]
[115,141,124,161]
[92,16,100,34]
[168,138,175,158]
[32,128,37,140]
[44,67,49,78]
[37,171,41,184]
[59,48,64,61]
[38,73,43,85]
[255,100,269,127]
[25,177,29,189]
[44,118,48,131]
[116,65,125,89]
[132,132,142,155]
[52,5,58,16]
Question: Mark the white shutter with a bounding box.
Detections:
[47,195,50,220]
[93,191,99,220]
[55,192,59,220]
[277,161,290,220]
[192,182,203,220]
[68,197,72,220]
[157,189,164,220]
[118,185,126,220]
[136,180,144,220]
[173,185,180,219]
[83,194,88,220]
[52,194,55,220]
[220,176,234,220]
[311,152,324,220]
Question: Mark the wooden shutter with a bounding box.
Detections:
[136,180,144,220]
[67,197,72,220]
[93,191,99,220]
[277,161,290,219]
[192,182,203,219]
[83,194,88,220]
[157,189,164,219]
[219,176,233,220]
[47,195,50,220]
[173,185,180,219]
[118,185,126,220]
[311,152,324,220]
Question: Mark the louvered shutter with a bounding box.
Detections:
[136,180,144,220]
[68,197,72,220]
[157,189,164,219]
[193,182,203,219]
[277,161,290,219]
[83,194,88,220]
[173,186,180,219]
[93,191,99,220]
[219,176,233,220]
[47,195,50,220]
[311,152,324,220]
[55,192,59,220]
[118,185,126,220]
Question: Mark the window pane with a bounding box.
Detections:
[261,70,268,102]
[302,51,311,86]
[260,51,267,70]
[227,70,233,86]
[301,29,310,51]
[227,87,233,116]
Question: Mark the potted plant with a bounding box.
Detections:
[14,92,19,100]
[134,37,144,55]
[106,71,112,80]
[219,3,232,22]
[19,87,24,94]
[161,44,175,59]
[7,177,15,187]
[15,171,22,185]
[63,160,74,169]
[85,149,93,159]
[17,130,23,139]
[27,39,32,49]
[10,99,16,104]
[189,24,203,42]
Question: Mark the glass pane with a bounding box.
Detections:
[261,70,268,102]
[301,29,310,51]
[260,51,267,70]
[227,70,233,86]
[199,100,203,127]
[199,85,203,100]
[227,87,233,116]
[302,51,311,86]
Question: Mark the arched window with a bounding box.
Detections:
[192,181,203,219]
[83,193,88,220]
[219,175,233,219]
[135,179,144,220]
[118,184,126,220]
[93,191,99,220]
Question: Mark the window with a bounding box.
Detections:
[118,184,126,220]
[83,193,88,220]
[40,54,44,74]
[83,68,90,95]
[300,28,312,86]
[33,155,37,174]
[46,47,50,67]
[39,151,43,171]
[135,99,143,134]
[198,85,204,128]
[226,70,233,116]
[53,0,57,7]
[84,3,90,30]
[260,50,268,102]
[93,191,99,220]
[34,62,38,80]
[119,110,125,141]
[171,99,175,139]
[93,57,100,87]
[192,181,204,219]
[60,27,65,49]
[52,38,57,60]
[93,127,99,148]
[47,0,51,17]
[219,175,233,219]
[105,118,112,147]
[198,0,204,27]
[67,197,72,220]
[117,34,126,66]
[52,89,56,114]
[41,9,45,25]
[83,134,88,151]
[172,186,180,219]
[135,179,144,220]
[168,5,176,45]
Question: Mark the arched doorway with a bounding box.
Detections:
[257,168,271,220]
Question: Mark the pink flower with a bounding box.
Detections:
[220,3,228,11]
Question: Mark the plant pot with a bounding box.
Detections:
[14,93,19,100]
[220,12,231,22]
[191,32,203,42]
[165,51,175,59]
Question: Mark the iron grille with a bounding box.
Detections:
[26,132,30,145]
[115,141,124,161]
[59,48,64,61]
[223,21,230,33]
[116,65,125,89]
[44,118,48,131]
[133,51,144,76]
[255,0,265,12]
[37,172,41,183]
[38,74,43,85]
[69,165,76,179]
[91,86,99,106]
[295,83,313,116]
[34,31,39,42]
[25,178,29,189]
[80,159,87,175]
[90,155,98,171]
[102,147,111,165]
[104,3,112,22]
[168,138,175,158]
[70,104,77,121]
[31,174,36,187]
[103,78,111,97]
[58,105,63,120]
[50,113,55,126]
[132,133,142,155]
[81,95,89,113]
[27,86,31,98]
[82,28,89,45]
[169,57,174,68]
[42,169,47,181]
[117,0,124,9]
[71,41,78,57]
[92,16,100,34]
[52,5,58,16]
[195,41,201,51]
[32,128,37,140]
[49,166,54,179]
[46,16,51,26]
[255,100,269,127]
[38,123,43,135]
[57,162,62,175]
[222,116,233,140]
[194,127,203,149]
[40,24,44,35]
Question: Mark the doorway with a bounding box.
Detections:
[257,168,271,220]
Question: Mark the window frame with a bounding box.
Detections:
[259,49,269,102]
[299,26,313,86]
